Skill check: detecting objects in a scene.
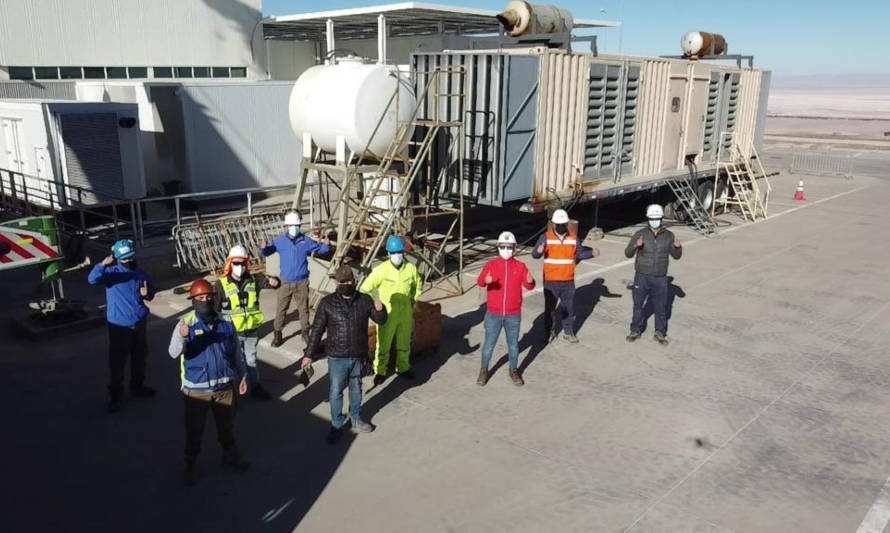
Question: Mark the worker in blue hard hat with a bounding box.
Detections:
[360,235,423,385]
[87,238,156,413]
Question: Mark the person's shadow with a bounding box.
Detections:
[361,303,486,423]
[632,276,686,333]
[510,278,621,374]
[573,278,623,333]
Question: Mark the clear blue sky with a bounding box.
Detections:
[263,0,890,77]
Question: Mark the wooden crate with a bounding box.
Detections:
[367,301,442,358]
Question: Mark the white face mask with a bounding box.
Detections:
[498,247,514,260]
[287,226,300,238]
[232,265,245,279]
[390,253,403,267]
[648,219,662,230]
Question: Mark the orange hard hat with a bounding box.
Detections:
[188,279,213,299]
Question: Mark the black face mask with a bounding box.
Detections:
[121,260,137,270]
[336,283,356,298]
[193,300,216,321]
[555,223,568,235]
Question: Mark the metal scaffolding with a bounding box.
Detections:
[294,64,468,306]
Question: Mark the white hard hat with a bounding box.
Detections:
[284,211,301,226]
[497,231,517,245]
[228,244,249,259]
[551,209,570,224]
[646,204,664,219]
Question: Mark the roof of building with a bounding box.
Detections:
[263,2,619,41]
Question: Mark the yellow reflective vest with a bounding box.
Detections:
[219,276,264,332]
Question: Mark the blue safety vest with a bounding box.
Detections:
[179,312,239,391]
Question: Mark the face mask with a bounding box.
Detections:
[336,283,356,298]
[390,253,403,267]
[555,223,568,235]
[498,247,514,260]
[232,265,245,279]
[288,226,300,238]
[121,260,137,270]
[193,300,216,321]
[648,219,662,230]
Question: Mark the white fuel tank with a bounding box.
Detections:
[288,59,416,158]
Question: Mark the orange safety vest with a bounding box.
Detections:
[542,228,577,282]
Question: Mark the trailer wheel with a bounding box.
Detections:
[697,181,715,213]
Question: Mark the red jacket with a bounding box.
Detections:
[477,257,535,316]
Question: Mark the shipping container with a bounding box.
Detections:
[0,99,144,207]
[411,48,771,212]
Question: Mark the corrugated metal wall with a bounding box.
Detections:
[0,0,263,77]
[735,69,763,158]
[753,70,772,155]
[533,51,588,199]
[635,59,671,176]
[0,81,76,100]
[178,82,300,192]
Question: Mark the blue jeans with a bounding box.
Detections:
[328,357,363,429]
[481,312,521,372]
[239,332,260,385]
[631,272,668,334]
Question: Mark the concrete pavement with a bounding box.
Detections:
[2,169,890,532]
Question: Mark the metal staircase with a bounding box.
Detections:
[667,174,717,236]
[305,66,467,307]
[717,134,770,222]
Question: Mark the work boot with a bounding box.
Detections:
[373,374,386,387]
[221,450,250,471]
[476,368,489,387]
[131,384,156,398]
[626,331,642,343]
[327,427,343,445]
[509,369,524,387]
[397,369,416,380]
[271,330,284,348]
[547,330,558,344]
[563,333,579,344]
[654,331,669,345]
[251,384,272,400]
[183,460,198,487]
[351,418,375,433]
[107,396,122,414]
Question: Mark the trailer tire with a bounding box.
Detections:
[697,181,715,214]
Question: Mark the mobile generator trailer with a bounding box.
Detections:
[411,47,770,216]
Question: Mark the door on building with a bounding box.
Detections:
[2,117,26,173]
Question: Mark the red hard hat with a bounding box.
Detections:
[188,279,213,299]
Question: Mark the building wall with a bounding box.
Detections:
[0,0,265,79]
[178,82,300,192]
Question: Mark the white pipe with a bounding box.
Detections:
[325,19,335,65]
[377,14,387,65]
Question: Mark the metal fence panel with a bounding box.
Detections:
[790,151,854,178]
[173,211,287,274]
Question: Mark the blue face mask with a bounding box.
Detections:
[288,226,301,238]
[648,219,662,230]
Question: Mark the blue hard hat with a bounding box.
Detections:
[112,239,136,260]
[385,235,405,254]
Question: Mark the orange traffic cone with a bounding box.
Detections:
[793,180,805,201]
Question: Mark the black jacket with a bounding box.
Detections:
[624,227,682,277]
[305,291,388,359]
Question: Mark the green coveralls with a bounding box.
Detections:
[360,260,422,375]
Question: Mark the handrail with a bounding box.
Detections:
[0,167,314,252]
